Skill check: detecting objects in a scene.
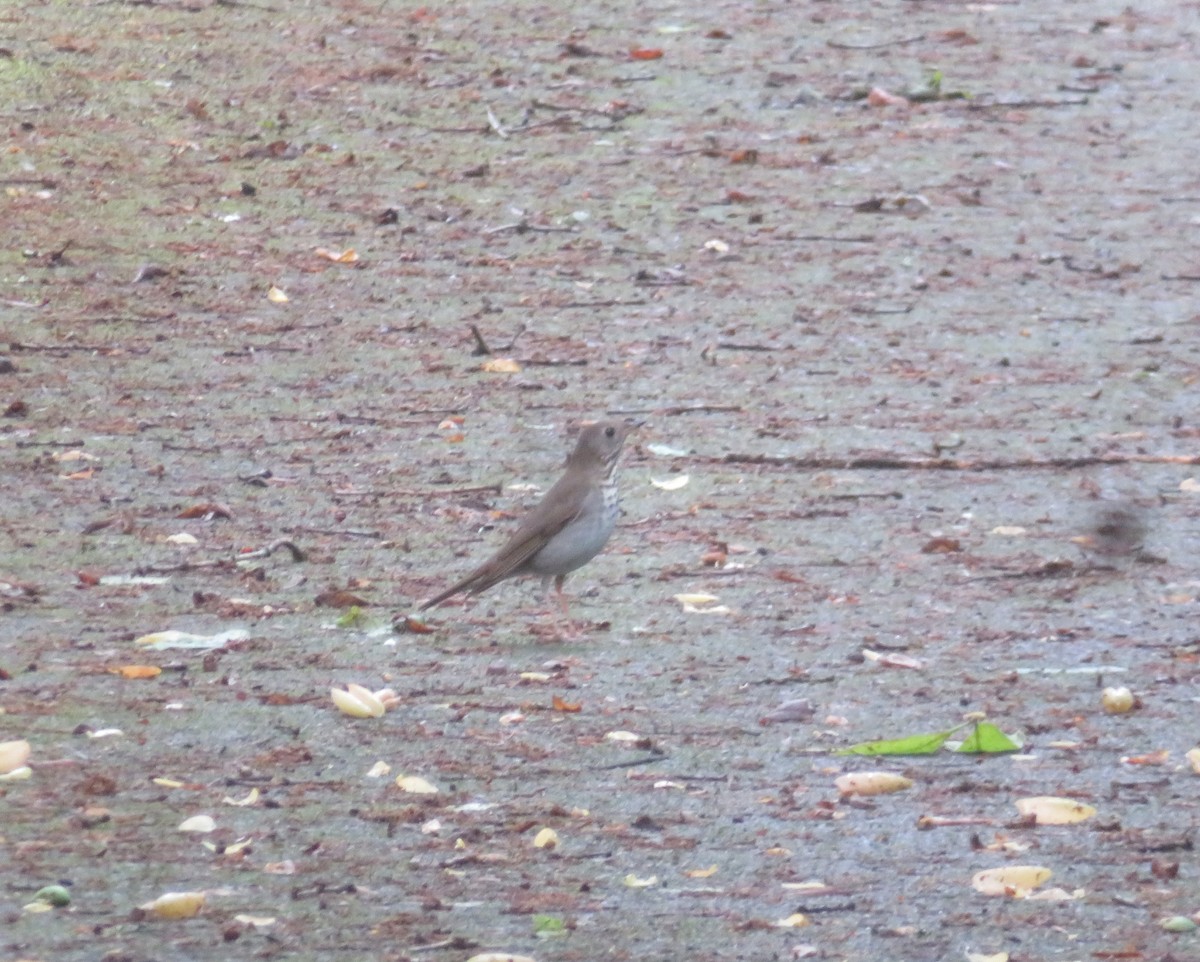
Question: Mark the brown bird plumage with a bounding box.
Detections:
[419,420,631,611]
[1071,500,1148,561]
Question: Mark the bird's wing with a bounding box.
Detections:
[419,471,587,609]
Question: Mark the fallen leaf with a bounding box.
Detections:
[110,665,162,680]
[467,955,537,962]
[867,86,909,107]
[1122,749,1169,766]
[396,774,439,794]
[0,740,31,775]
[920,536,961,554]
[1014,796,1096,825]
[956,721,1022,754]
[396,615,436,634]
[1101,686,1136,713]
[134,628,248,650]
[836,731,949,756]
[481,358,521,373]
[314,589,371,608]
[532,827,559,849]
[314,247,359,263]
[971,865,1052,897]
[835,771,913,796]
[331,684,385,718]
[139,891,206,919]
[759,699,815,726]
[673,592,730,614]
[1024,886,1081,901]
[176,502,233,520]
[234,914,276,929]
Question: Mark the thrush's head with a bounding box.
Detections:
[570,419,631,470]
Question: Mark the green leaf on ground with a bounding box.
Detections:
[957,721,1021,753]
[834,729,952,756]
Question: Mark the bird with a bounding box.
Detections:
[419,419,632,616]
[1071,500,1148,563]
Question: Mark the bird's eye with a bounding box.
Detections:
[605,426,615,437]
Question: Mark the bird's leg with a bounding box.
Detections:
[553,574,571,619]
[535,574,582,641]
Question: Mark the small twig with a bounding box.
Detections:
[423,124,487,134]
[969,97,1089,109]
[9,341,138,354]
[519,357,587,367]
[468,323,491,355]
[529,98,621,117]
[290,527,380,540]
[590,755,666,771]
[506,116,578,134]
[0,177,57,188]
[485,105,508,138]
[222,345,302,355]
[792,234,876,243]
[482,220,577,235]
[215,0,281,10]
[659,404,744,416]
[849,304,914,315]
[236,538,307,562]
[827,34,925,50]
[967,560,1079,581]
[43,240,72,266]
[559,299,648,309]
[134,538,306,575]
[408,938,476,954]
[716,452,1200,471]
[716,342,776,352]
[343,483,503,499]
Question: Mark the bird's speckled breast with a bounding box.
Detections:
[526,478,619,577]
